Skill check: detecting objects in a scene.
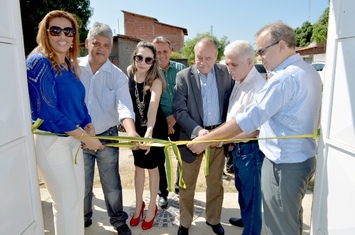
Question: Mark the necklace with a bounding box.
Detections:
[135,81,147,126]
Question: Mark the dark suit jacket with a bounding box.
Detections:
[173,63,233,163]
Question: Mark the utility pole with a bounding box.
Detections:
[211,25,213,36]
[118,18,120,35]
[308,0,311,21]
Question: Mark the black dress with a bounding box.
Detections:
[128,73,168,169]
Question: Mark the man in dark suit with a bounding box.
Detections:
[173,37,233,235]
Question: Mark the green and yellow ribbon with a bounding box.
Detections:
[31,119,320,191]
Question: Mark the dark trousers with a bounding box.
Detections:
[262,156,316,235]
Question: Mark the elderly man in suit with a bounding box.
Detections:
[173,37,233,235]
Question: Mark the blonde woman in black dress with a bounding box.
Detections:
[127,41,167,230]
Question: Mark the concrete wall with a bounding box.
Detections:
[114,36,139,75]
[81,36,139,75]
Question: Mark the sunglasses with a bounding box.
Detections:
[257,41,279,56]
[47,26,75,37]
[134,55,154,65]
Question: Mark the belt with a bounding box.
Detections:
[237,139,258,145]
[96,126,118,136]
[203,124,221,130]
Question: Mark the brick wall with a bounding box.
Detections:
[123,11,186,51]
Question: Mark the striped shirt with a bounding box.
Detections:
[159,60,186,116]
[79,56,135,134]
[227,66,266,121]
[199,68,221,126]
[236,54,322,163]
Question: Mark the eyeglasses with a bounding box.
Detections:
[133,55,154,65]
[257,41,279,56]
[47,26,75,37]
[91,41,111,49]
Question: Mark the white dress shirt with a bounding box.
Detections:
[227,66,266,122]
[79,56,135,134]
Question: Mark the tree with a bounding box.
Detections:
[295,21,313,47]
[20,0,93,56]
[181,33,229,66]
[311,7,329,44]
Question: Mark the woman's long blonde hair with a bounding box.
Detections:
[30,10,80,76]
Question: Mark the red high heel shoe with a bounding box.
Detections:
[141,205,158,230]
[129,201,145,226]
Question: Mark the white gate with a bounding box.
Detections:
[311,0,355,234]
[0,0,43,234]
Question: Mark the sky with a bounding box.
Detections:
[88,0,329,46]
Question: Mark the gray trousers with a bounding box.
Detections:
[261,156,316,235]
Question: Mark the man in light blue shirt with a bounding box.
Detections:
[187,22,322,235]
[173,37,233,235]
[79,22,139,235]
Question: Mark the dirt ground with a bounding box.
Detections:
[38,132,237,193]
[101,141,237,193]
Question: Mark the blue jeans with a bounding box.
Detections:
[232,141,264,235]
[83,126,128,228]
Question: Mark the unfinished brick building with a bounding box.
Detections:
[122,10,188,51]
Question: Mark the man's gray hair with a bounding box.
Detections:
[255,21,296,48]
[224,40,255,64]
[152,36,172,50]
[87,22,113,44]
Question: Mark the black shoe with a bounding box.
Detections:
[177,225,189,235]
[222,172,230,180]
[229,217,244,227]
[226,166,234,174]
[84,219,92,228]
[206,222,225,235]
[116,224,131,235]
[158,196,168,209]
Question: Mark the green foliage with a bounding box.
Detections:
[170,51,184,59]
[311,7,329,44]
[20,0,93,56]
[295,21,313,47]
[294,7,329,47]
[181,32,229,66]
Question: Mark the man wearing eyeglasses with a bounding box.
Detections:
[79,22,139,235]
[173,37,233,235]
[187,21,322,235]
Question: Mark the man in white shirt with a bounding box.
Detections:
[223,40,266,235]
[79,22,139,235]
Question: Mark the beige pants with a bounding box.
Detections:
[179,147,225,227]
